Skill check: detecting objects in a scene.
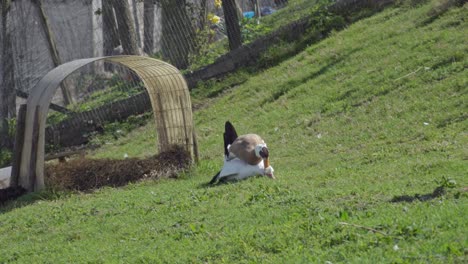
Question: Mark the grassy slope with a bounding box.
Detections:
[1,3,467,263]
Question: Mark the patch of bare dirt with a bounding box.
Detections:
[45,145,191,191]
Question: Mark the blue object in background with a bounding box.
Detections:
[243,11,255,18]
[261,7,276,16]
[243,7,277,19]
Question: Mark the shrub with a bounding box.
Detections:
[0,149,12,168]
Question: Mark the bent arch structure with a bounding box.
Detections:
[18,56,195,191]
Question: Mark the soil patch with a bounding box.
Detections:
[45,145,191,191]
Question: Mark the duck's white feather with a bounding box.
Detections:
[217,158,265,182]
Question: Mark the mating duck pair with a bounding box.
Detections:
[209,121,275,184]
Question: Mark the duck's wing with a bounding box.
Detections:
[224,121,238,157]
[218,174,240,183]
[210,157,267,184]
[209,157,241,185]
[209,172,240,185]
[208,171,221,185]
[218,158,264,182]
[229,134,264,165]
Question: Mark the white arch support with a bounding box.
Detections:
[18,56,196,191]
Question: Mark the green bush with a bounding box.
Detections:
[241,18,272,43]
[47,74,145,126]
[0,148,12,168]
[87,112,152,147]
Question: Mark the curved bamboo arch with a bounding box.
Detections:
[18,56,195,191]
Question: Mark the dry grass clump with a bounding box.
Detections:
[45,145,191,191]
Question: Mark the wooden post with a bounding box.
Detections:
[192,130,199,164]
[9,104,27,188]
[132,0,142,47]
[34,0,73,105]
[28,106,40,192]
[254,0,261,19]
[222,0,242,50]
[156,92,168,151]
[1,0,16,151]
[102,0,120,71]
[179,96,189,153]
[112,0,140,55]
[143,0,155,54]
[102,0,120,53]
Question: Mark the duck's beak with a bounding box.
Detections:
[264,158,276,179]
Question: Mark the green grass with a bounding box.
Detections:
[261,0,327,28]
[1,2,467,263]
[186,0,325,72]
[46,74,145,125]
[87,120,158,160]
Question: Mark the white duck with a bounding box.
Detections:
[209,121,275,184]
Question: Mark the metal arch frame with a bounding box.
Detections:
[18,55,195,191]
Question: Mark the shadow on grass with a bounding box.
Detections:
[0,186,27,205]
[390,186,446,203]
[197,178,234,189]
[260,47,363,107]
[197,174,268,189]
[0,188,72,213]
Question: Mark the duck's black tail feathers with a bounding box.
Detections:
[209,171,221,185]
[224,121,238,156]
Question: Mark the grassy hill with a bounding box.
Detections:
[1,1,467,263]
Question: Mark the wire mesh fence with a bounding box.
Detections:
[1,0,288,163]
[12,55,196,191]
[2,0,282,96]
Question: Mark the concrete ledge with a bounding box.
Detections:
[0,166,12,189]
